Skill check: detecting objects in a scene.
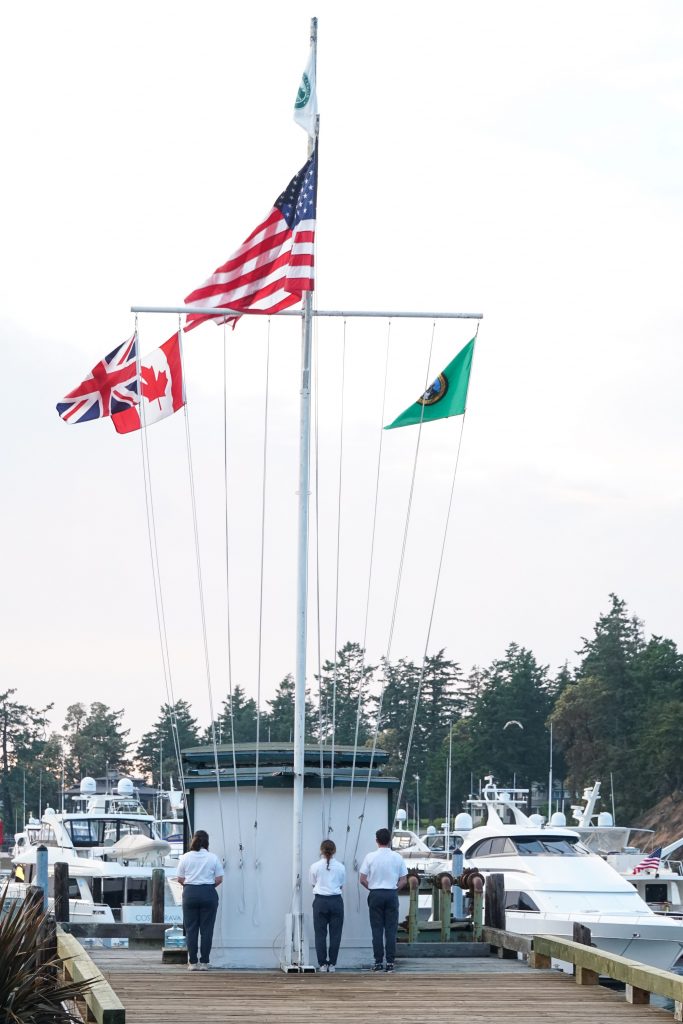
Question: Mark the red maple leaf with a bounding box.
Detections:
[141,366,168,408]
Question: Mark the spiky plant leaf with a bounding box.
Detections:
[0,884,94,1023]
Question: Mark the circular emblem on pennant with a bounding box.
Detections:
[418,373,448,406]
[295,73,311,109]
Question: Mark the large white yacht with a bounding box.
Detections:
[10,777,181,923]
[457,778,683,970]
[566,782,683,915]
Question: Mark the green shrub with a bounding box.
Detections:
[0,885,93,1023]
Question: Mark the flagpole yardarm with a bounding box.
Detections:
[132,305,483,320]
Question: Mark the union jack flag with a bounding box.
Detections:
[633,848,662,874]
[56,334,138,424]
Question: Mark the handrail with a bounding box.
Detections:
[532,935,683,1020]
[56,927,125,1024]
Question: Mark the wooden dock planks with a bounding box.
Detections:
[88,951,674,1024]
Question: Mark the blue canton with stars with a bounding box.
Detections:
[274,145,317,228]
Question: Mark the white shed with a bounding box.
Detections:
[182,743,399,969]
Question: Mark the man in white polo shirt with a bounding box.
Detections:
[359,827,408,972]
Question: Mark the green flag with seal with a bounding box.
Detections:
[384,338,475,429]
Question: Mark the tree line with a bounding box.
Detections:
[2,595,681,833]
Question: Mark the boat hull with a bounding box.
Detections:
[505,910,683,971]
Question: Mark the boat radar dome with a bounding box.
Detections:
[117,777,135,797]
[529,813,544,827]
[550,811,567,827]
[426,825,437,835]
[454,812,473,831]
[597,811,614,827]
[80,777,97,795]
[395,808,407,824]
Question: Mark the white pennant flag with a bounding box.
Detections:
[293,47,318,139]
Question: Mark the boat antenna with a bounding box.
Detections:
[610,771,616,824]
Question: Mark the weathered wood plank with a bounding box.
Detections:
[533,934,683,1003]
[57,927,126,1024]
[85,949,674,1024]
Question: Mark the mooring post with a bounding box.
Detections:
[36,844,49,914]
[472,887,484,941]
[54,862,70,923]
[452,850,463,917]
[151,868,165,924]
[440,879,452,942]
[485,872,505,930]
[408,876,419,943]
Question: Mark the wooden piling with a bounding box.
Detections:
[484,873,505,930]
[54,862,70,923]
[151,868,165,924]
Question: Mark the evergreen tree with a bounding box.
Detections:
[264,674,316,742]
[205,685,258,745]
[0,690,54,832]
[552,595,647,816]
[464,644,554,801]
[136,700,200,786]
[63,702,130,783]
[316,642,376,745]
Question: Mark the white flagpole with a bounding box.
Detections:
[290,14,318,972]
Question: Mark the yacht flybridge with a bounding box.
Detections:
[456,778,683,970]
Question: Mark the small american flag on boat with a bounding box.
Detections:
[633,848,662,874]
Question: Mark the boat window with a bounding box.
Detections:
[513,835,588,856]
[468,839,493,857]
[505,890,540,912]
[644,883,668,904]
[489,837,517,855]
[36,825,58,846]
[67,820,104,846]
[66,819,153,846]
[392,835,414,850]
[117,820,153,840]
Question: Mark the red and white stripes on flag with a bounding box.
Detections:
[632,848,662,874]
[184,146,317,331]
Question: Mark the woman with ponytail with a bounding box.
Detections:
[309,839,345,972]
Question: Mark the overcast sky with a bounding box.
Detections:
[1,2,682,749]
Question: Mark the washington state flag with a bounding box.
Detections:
[385,338,475,429]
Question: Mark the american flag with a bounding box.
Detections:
[633,848,662,874]
[56,334,138,424]
[184,146,317,330]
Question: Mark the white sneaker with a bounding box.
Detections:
[188,963,199,971]
[198,964,209,971]
[327,965,336,973]
[317,965,328,972]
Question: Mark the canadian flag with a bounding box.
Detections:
[112,332,185,434]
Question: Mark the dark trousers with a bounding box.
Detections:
[367,889,399,964]
[313,894,344,966]
[183,884,219,964]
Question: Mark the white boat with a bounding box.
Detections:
[567,782,683,915]
[10,776,181,922]
[457,778,683,971]
[153,779,185,865]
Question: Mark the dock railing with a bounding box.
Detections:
[56,926,125,1024]
[483,926,683,1021]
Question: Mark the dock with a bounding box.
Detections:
[87,948,676,1024]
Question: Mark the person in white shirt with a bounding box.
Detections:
[359,827,407,972]
[309,839,346,972]
[176,829,224,970]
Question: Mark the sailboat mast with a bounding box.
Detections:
[291,15,317,968]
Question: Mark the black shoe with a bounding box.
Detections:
[385,963,395,973]
[372,962,384,972]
